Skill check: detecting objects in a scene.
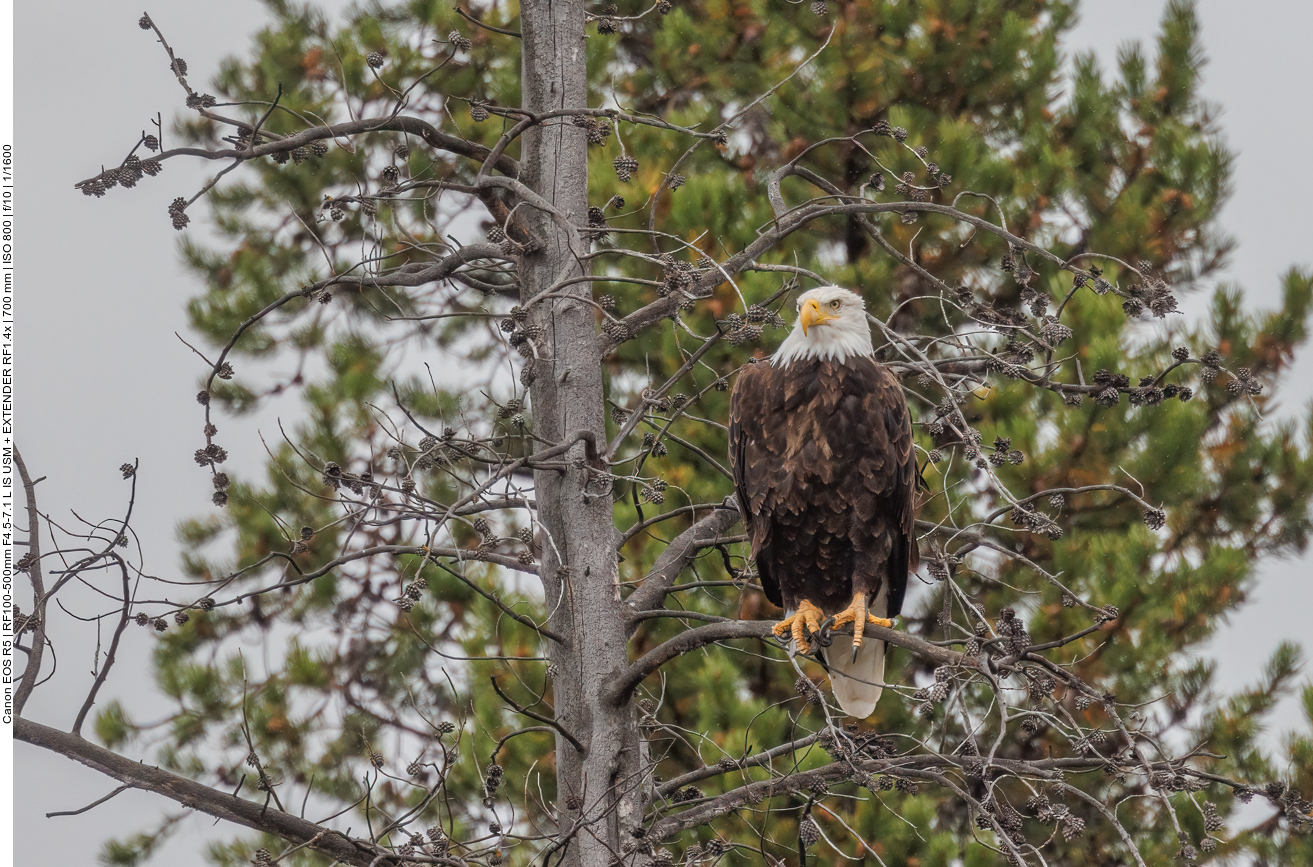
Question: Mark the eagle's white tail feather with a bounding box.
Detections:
[821,583,890,718]
[823,637,885,718]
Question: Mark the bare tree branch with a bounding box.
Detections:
[71,554,133,736]
[14,447,47,717]
[622,501,741,616]
[606,620,976,707]
[15,718,396,867]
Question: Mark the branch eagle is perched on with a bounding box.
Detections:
[729,286,919,717]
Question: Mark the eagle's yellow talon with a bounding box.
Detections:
[774,599,826,655]
[830,592,896,652]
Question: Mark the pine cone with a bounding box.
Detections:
[798,816,820,847]
[612,154,638,181]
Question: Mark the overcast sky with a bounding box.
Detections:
[14,2,1312,865]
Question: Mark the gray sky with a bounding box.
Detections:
[14,2,1312,865]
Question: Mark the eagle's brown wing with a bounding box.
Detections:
[728,361,784,607]
[731,358,918,614]
[867,363,919,616]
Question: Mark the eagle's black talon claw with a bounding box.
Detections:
[814,616,836,648]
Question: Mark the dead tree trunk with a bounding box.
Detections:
[518,2,644,864]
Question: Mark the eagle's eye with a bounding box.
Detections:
[829,299,842,310]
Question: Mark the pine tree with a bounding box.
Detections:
[17,1,1313,866]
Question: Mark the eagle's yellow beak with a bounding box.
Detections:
[800,299,833,336]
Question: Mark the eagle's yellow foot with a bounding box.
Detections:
[773,599,827,654]
[829,591,895,658]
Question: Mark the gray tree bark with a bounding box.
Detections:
[518,3,644,865]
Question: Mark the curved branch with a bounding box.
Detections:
[75,115,519,188]
[15,718,394,867]
[202,244,510,391]
[619,502,729,546]
[455,5,521,38]
[655,732,824,796]
[489,678,583,753]
[622,502,741,616]
[606,620,977,707]
[778,164,955,298]
[603,195,1112,352]
[430,559,562,643]
[71,554,133,736]
[648,753,1130,842]
[490,726,555,762]
[45,783,134,819]
[14,447,46,716]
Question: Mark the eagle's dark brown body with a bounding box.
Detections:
[729,355,919,624]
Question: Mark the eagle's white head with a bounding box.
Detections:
[772,286,876,369]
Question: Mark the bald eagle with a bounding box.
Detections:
[729,286,919,717]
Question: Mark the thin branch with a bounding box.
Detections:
[71,553,133,736]
[606,620,977,707]
[75,114,520,189]
[455,5,521,38]
[16,717,392,867]
[489,678,583,753]
[45,784,134,818]
[14,447,47,716]
[622,502,741,616]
